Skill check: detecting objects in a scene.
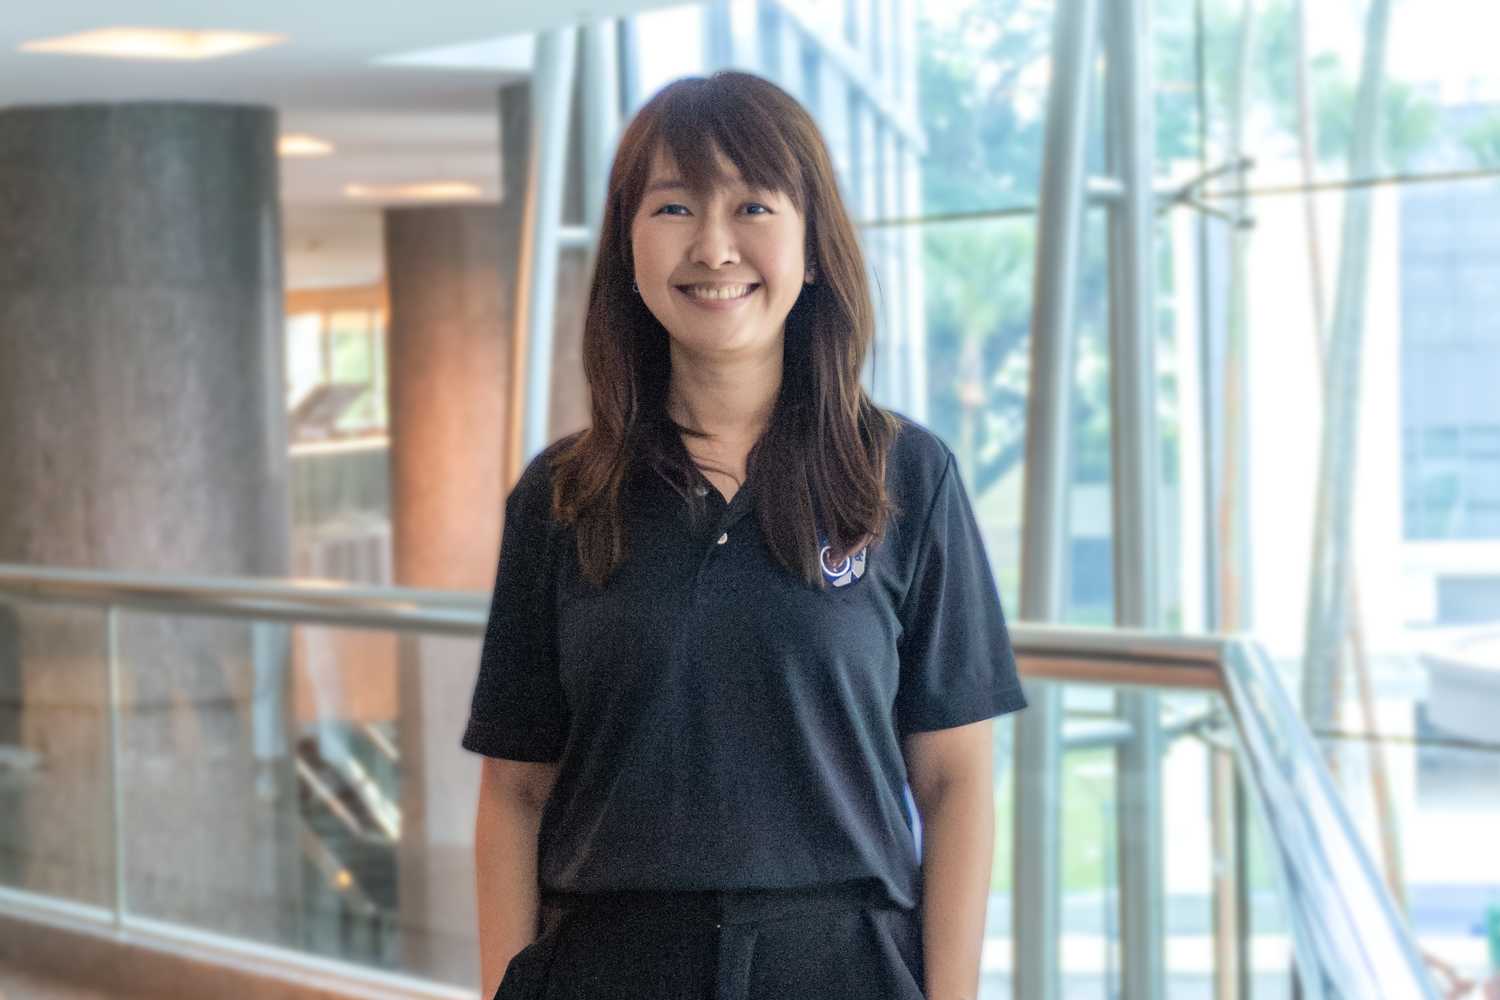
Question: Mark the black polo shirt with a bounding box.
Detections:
[461,414,1026,911]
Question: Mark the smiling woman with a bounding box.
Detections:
[557,70,891,588]
[465,70,1025,1000]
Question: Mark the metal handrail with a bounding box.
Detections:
[0,563,1440,996]
[0,563,485,634]
[0,563,1223,683]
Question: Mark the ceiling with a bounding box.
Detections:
[0,0,682,287]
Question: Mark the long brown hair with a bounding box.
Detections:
[551,70,899,588]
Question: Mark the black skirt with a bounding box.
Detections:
[494,879,927,1000]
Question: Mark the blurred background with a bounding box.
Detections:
[0,0,1496,997]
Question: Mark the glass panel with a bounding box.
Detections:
[1179,176,1500,1000]
[916,0,1055,213]
[114,612,297,941]
[1157,173,1500,648]
[1066,209,1114,626]
[1158,688,1295,998]
[289,446,394,584]
[112,610,484,990]
[1159,690,1211,998]
[0,597,112,909]
[329,311,377,434]
[994,678,1292,997]
[1151,0,1208,173]
[1059,682,1118,999]
[329,316,371,381]
[1171,0,1498,191]
[369,323,389,430]
[1242,796,1296,999]
[633,3,705,99]
[1156,211,1200,633]
[285,313,325,411]
[915,216,1035,611]
[1399,179,1500,543]
[1320,711,1500,988]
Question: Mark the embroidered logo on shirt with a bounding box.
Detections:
[818,534,867,588]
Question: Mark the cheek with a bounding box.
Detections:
[758,232,805,288]
[629,220,665,274]
[635,235,687,289]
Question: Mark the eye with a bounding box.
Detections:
[654,203,690,216]
[744,203,772,215]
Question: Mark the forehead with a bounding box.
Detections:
[644,146,744,189]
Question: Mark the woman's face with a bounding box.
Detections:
[629,147,808,365]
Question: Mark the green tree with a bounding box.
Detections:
[1310,74,1438,170]
[916,1,1111,499]
[1464,113,1500,168]
[918,1,1051,216]
[1248,3,1439,170]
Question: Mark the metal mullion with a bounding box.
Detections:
[1015,1,1101,998]
[1102,0,1166,997]
[513,27,578,471]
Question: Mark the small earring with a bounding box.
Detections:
[631,280,639,293]
[804,267,817,285]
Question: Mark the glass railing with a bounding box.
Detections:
[991,675,1288,998]
[1221,641,1441,999]
[0,567,482,999]
[0,565,1440,999]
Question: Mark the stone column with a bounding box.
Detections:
[384,66,604,982]
[385,202,511,592]
[0,104,295,937]
[384,147,516,986]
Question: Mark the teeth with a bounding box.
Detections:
[683,283,754,300]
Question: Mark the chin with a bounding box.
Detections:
[672,329,781,360]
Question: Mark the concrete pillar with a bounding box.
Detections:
[385,203,512,591]
[383,71,595,984]
[384,83,533,986]
[384,201,510,982]
[0,104,295,936]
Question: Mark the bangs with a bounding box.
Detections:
[639,76,806,209]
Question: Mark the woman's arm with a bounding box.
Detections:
[904,719,996,1000]
[474,757,560,998]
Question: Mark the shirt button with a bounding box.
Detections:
[693,485,709,498]
[716,532,728,545]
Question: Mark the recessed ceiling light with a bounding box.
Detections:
[344,182,484,201]
[279,134,334,157]
[19,28,286,61]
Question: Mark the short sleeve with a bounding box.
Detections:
[460,452,570,762]
[895,453,1027,738]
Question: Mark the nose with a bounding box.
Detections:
[688,212,739,270]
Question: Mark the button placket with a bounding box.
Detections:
[687,492,731,595]
[689,482,750,592]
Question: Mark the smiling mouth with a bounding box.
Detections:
[675,282,760,301]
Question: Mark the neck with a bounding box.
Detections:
[665,339,783,445]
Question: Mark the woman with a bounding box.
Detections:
[465,70,1026,1000]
